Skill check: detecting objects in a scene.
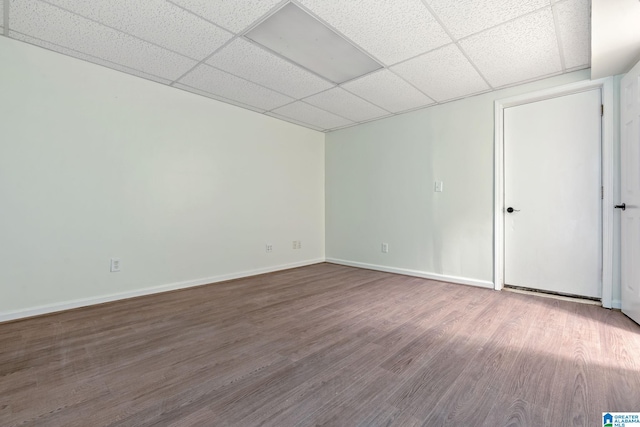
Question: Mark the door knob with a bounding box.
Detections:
[614,203,626,211]
[506,207,520,213]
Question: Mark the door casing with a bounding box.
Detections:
[494,77,615,308]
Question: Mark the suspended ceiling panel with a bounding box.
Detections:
[45,0,234,60]
[297,0,451,66]
[303,88,390,123]
[173,82,267,113]
[391,44,490,102]
[459,9,562,87]
[271,101,353,130]
[178,63,294,111]
[555,0,591,70]
[9,0,198,80]
[424,0,550,40]
[168,0,283,34]
[342,69,435,113]
[2,0,592,132]
[207,38,333,99]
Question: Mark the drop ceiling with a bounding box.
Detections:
[0,0,591,132]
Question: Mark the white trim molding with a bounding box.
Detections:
[0,258,326,323]
[494,77,615,308]
[326,258,494,289]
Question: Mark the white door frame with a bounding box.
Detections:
[494,77,614,308]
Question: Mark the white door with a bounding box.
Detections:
[620,60,640,325]
[504,89,602,298]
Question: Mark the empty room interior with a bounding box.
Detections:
[2,0,640,426]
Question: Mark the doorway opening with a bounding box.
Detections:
[494,77,615,308]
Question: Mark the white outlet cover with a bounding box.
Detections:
[110,258,121,272]
[434,181,444,192]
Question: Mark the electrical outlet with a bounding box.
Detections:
[434,181,444,192]
[381,243,389,253]
[292,240,302,249]
[297,240,302,249]
[266,244,273,253]
[110,258,121,272]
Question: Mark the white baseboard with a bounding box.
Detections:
[0,258,325,323]
[326,258,494,289]
[612,299,621,309]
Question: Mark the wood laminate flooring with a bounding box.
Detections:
[1,263,639,426]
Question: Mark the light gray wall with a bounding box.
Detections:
[0,33,623,320]
[0,37,325,320]
[326,69,621,302]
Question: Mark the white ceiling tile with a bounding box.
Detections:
[177,64,294,111]
[271,102,353,130]
[45,0,233,60]
[173,83,266,113]
[342,69,434,113]
[4,0,592,124]
[298,0,451,65]
[265,112,324,131]
[9,0,197,80]
[207,38,334,99]
[168,0,282,34]
[459,8,562,87]
[391,44,490,101]
[9,32,173,84]
[304,87,390,122]
[554,0,590,69]
[425,0,549,39]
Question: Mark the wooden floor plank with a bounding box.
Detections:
[419,294,533,425]
[547,300,611,427]
[238,342,385,427]
[1,263,639,427]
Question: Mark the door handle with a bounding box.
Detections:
[614,203,626,211]
[506,207,520,213]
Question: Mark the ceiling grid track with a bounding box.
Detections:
[39,0,205,63]
[551,2,568,71]
[418,0,493,91]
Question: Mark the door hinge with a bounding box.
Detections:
[601,104,604,116]
[601,186,604,200]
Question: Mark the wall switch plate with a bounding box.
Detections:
[266,244,273,253]
[381,243,389,253]
[110,258,121,272]
[434,181,444,192]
